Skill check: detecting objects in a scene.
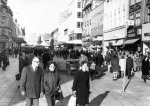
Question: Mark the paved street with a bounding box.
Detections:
[0,57,150,106]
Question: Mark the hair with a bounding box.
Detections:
[80,61,88,67]
[46,61,58,72]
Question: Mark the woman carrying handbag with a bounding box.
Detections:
[41,61,61,106]
[72,61,90,106]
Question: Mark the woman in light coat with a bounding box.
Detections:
[119,55,126,78]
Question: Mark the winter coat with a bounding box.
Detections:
[72,70,90,105]
[19,56,28,74]
[142,56,150,75]
[20,65,43,98]
[111,57,119,72]
[41,70,60,95]
[126,57,133,70]
[119,58,126,72]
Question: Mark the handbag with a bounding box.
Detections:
[15,73,21,81]
[68,95,76,106]
[54,91,64,100]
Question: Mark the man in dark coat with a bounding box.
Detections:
[19,52,28,79]
[95,50,104,75]
[126,53,134,79]
[20,56,43,106]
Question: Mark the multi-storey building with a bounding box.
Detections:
[82,0,104,46]
[126,0,142,52]
[0,0,15,51]
[142,0,150,54]
[59,0,83,44]
[103,0,129,54]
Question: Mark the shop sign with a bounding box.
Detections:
[147,0,150,6]
[0,35,8,41]
[128,33,135,37]
[144,33,150,36]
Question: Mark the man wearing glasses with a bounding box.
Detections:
[20,56,43,106]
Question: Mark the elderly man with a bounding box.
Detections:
[20,56,43,106]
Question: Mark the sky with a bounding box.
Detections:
[7,0,71,34]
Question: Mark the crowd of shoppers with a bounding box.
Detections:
[15,45,150,106]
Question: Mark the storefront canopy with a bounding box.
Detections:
[13,37,26,43]
[123,39,139,45]
[113,40,123,46]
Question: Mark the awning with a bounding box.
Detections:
[123,39,139,45]
[73,46,82,50]
[113,40,123,46]
[82,3,92,11]
[13,37,26,43]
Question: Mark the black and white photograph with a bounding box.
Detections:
[0,0,150,106]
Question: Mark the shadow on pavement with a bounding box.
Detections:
[55,94,72,106]
[89,91,110,106]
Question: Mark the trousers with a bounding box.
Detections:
[25,98,39,106]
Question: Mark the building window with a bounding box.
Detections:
[77,12,82,18]
[76,33,82,39]
[131,0,135,5]
[137,28,142,35]
[148,8,150,23]
[77,2,81,8]
[135,12,140,26]
[130,14,134,20]
[77,22,82,28]
[136,0,141,3]
[1,16,6,26]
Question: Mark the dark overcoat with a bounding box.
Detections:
[41,70,60,95]
[19,56,28,74]
[142,56,149,75]
[111,57,119,72]
[72,71,90,105]
[20,65,43,98]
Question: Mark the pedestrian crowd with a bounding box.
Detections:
[5,45,149,106]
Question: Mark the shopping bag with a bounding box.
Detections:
[68,95,76,106]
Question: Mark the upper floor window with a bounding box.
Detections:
[77,12,82,18]
[77,2,81,8]
[76,33,82,39]
[77,22,82,28]
[1,16,6,26]
[130,14,134,20]
[148,8,150,23]
[136,0,141,3]
[131,0,135,5]
[135,12,141,26]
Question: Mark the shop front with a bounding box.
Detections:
[142,23,150,54]
[0,35,9,52]
[103,27,126,55]
[123,26,142,52]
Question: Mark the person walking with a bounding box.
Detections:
[142,52,150,83]
[19,51,28,79]
[111,54,119,80]
[119,55,126,78]
[72,61,90,106]
[41,61,60,106]
[126,53,134,79]
[20,56,43,106]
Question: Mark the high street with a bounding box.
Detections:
[0,57,150,106]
